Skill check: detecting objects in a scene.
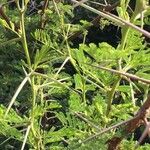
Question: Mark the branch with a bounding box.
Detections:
[73,95,150,149]
[69,1,120,41]
[85,64,150,85]
[70,0,150,39]
[108,95,150,149]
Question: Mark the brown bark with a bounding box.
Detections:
[108,95,150,150]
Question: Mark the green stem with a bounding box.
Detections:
[20,12,31,68]
[30,77,43,149]
[143,85,149,103]
[82,79,86,104]
[106,43,125,116]
[31,77,36,117]
[19,1,39,148]
[119,26,129,50]
[106,0,136,116]
[106,77,121,116]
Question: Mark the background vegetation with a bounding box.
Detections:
[0,0,150,149]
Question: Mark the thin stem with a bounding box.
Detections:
[4,73,31,117]
[106,0,148,115]
[73,0,88,8]
[143,85,149,103]
[71,116,137,148]
[106,77,121,116]
[21,125,31,150]
[40,0,49,28]
[19,0,38,148]
[85,63,150,116]
[85,64,150,85]
[30,75,42,149]
[130,81,135,106]
[20,12,31,68]
[82,78,86,104]
[71,0,150,38]
[107,0,144,115]
[75,112,101,131]
[54,57,70,79]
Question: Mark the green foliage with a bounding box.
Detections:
[0,0,150,149]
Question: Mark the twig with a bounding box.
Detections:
[21,125,31,150]
[135,119,150,148]
[40,0,49,29]
[70,0,150,38]
[73,116,137,146]
[108,95,150,149]
[85,63,150,85]
[85,119,134,142]
[69,1,120,41]
[73,0,89,8]
[75,112,101,131]
[4,72,32,117]
[72,95,150,148]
